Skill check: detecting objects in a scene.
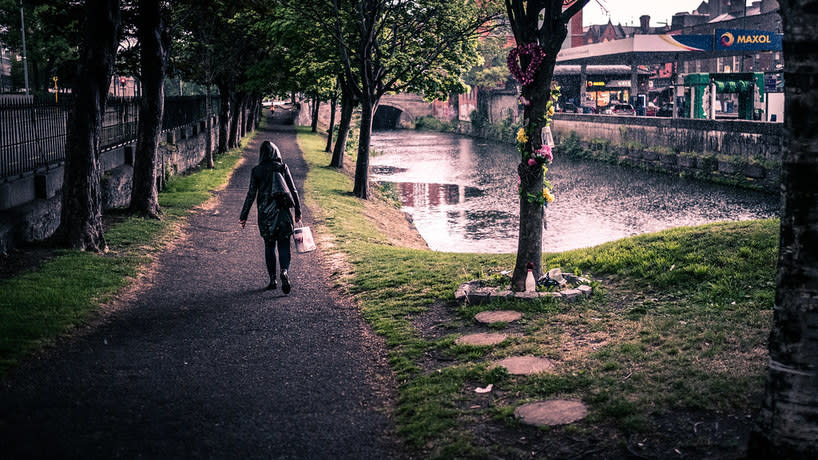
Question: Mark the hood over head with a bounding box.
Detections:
[259,140,282,163]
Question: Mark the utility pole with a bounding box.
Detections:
[19,0,30,96]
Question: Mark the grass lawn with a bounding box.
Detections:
[296,127,778,459]
[0,138,249,376]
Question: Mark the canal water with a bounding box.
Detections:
[369,130,780,254]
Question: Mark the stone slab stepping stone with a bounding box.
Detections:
[475,310,523,325]
[495,356,556,375]
[514,400,588,427]
[455,332,508,346]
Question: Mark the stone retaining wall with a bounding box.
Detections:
[454,113,782,192]
[0,117,220,253]
[551,114,784,162]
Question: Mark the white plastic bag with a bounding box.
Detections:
[293,226,316,253]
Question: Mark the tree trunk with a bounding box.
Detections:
[217,80,230,154]
[748,1,818,456]
[330,86,355,168]
[325,91,338,153]
[353,98,376,199]
[239,94,248,138]
[505,0,574,290]
[311,96,320,133]
[228,90,241,149]
[248,97,259,132]
[511,54,557,290]
[58,0,120,251]
[205,83,214,168]
[129,0,166,219]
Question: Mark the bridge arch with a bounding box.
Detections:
[373,93,434,129]
[373,103,414,129]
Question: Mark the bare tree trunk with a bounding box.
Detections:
[311,96,320,133]
[353,97,376,199]
[217,79,230,154]
[239,94,248,139]
[58,0,120,251]
[325,90,338,153]
[228,90,241,149]
[748,1,818,456]
[205,83,214,168]
[249,96,259,132]
[330,85,355,168]
[129,0,167,219]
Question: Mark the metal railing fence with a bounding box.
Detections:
[0,95,219,181]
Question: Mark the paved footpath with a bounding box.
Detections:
[0,113,406,459]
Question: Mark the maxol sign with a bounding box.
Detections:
[715,29,782,51]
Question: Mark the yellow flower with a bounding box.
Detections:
[516,128,528,144]
[547,106,555,117]
[543,189,555,203]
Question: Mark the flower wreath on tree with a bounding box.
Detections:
[507,42,558,208]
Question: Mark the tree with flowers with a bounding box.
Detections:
[505,0,590,290]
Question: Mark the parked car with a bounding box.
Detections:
[561,102,579,113]
[580,104,597,114]
[610,103,636,115]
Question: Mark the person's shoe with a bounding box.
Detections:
[281,270,291,294]
[265,280,277,290]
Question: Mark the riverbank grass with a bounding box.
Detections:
[297,127,777,457]
[0,141,248,376]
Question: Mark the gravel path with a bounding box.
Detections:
[0,112,405,459]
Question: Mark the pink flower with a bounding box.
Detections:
[527,158,537,166]
[535,145,553,163]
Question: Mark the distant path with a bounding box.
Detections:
[0,111,405,459]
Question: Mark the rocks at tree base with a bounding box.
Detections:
[514,400,588,427]
[546,267,566,285]
[455,277,593,305]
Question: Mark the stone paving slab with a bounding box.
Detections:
[455,332,509,346]
[514,400,588,427]
[494,356,556,375]
[474,310,523,325]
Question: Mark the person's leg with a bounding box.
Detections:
[264,238,278,290]
[277,234,292,294]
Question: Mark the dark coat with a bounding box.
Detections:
[240,141,301,241]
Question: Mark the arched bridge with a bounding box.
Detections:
[374,93,434,129]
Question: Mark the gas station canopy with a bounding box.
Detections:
[556,30,783,66]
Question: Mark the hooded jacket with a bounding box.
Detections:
[240,141,301,240]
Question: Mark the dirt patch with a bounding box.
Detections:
[362,198,429,250]
[463,406,754,459]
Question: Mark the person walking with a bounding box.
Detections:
[239,140,302,293]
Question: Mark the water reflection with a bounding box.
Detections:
[370,130,779,253]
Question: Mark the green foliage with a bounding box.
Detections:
[414,115,455,132]
[0,0,84,92]
[469,109,488,132]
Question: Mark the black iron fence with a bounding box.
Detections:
[0,95,219,181]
